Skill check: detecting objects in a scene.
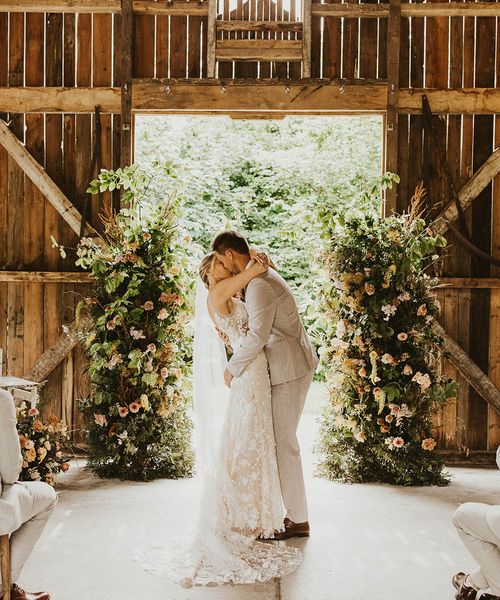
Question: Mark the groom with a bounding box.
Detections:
[212,231,318,539]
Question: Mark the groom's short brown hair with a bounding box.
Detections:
[212,231,250,256]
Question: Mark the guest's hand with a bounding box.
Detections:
[224,368,234,388]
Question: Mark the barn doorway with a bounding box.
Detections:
[134,113,384,421]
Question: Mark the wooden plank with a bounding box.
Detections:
[341,0,359,78]
[395,0,408,213]
[217,38,303,48]
[384,0,400,216]
[489,16,500,449]
[207,0,217,76]
[188,13,203,78]
[217,19,303,31]
[397,88,500,114]
[322,0,341,78]
[155,11,169,77]
[469,11,496,451]
[302,0,311,77]
[0,120,97,237]
[359,0,378,79]
[120,0,134,167]
[170,14,188,78]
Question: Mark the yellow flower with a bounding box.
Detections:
[38,447,47,462]
[140,394,150,411]
[25,448,36,463]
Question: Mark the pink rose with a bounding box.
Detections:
[393,437,404,448]
[27,408,39,417]
[397,332,408,341]
[129,402,141,413]
[118,406,129,418]
[158,308,168,320]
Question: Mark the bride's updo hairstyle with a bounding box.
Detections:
[199,253,215,289]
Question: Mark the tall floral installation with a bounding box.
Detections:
[72,165,195,480]
[16,402,71,486]
[317,187,458,486]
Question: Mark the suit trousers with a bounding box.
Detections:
[453,502,500,595]
[0,481,57,594]
[271,370,314,524]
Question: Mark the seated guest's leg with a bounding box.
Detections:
[453,502,500,595]
[0,482,57,596]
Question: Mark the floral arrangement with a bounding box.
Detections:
[316,190,458,486]
[16,403,71,486]
[73,165,195,480]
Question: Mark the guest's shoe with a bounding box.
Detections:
[10,584,51,600]
[452,573,478,600]
[273,517,310,540]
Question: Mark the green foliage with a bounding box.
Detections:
[134,116,384,334]
[76,166,195,480]
[316,196,457,486]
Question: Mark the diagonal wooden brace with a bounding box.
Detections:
[432,321,500,413]
[0,119,98,238]
[25,324,80,383]
[432,146,500,236]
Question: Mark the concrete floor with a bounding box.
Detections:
[18,391,500,600]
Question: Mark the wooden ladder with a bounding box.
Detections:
[207,0,311,77]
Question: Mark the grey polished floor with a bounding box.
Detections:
[19,387,499,600]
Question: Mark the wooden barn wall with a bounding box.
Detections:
[0,2,499,455]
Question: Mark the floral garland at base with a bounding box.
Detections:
[317,207,458,486]
[16,403,71,486]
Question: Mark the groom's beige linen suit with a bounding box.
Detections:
[227,266,318,523]
[0,389,57,595]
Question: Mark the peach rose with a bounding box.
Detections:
[364,283,376,296]
[417,303,427,316]
[25,448,36,462]
[142,301,154,311]
[61,462,70,472]
[33,420,45,433]
[355,431,366,443]
[158,308,168,320]
[397,332,408,341]
[118,406,129,418]
[393,437,405,448]
[129,402,141,413]
[422,438,437,451]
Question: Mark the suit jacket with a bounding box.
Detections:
[227,267,318,386]
[0,389,23,535]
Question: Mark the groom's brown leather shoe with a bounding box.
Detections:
[452,573,478,600]
[273,517,310,540]
[10,584,51,600]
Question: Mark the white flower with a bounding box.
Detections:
[381,353,394,364]
[398,291,411,302]
[402,364,413,375]
[130,327,145,340]
[412,371,432,391]
[381,304,397,320]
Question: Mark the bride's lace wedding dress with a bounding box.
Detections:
[134,297,301,586]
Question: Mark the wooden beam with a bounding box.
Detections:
[433,321,500,414]
[432,147,500,235]
[133,80,388,111]
[120,0,133,168]
[312,2,500,17]
[438,277,500,289]
[25,324,79,383]
[384,0,400,216]
[2,0,498,16]
[0,271,94,283]
[2,85,500,115]
[1,0,209,14]
[0,119,97,237]
[398,88,500,115]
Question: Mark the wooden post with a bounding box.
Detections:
[302,0,312,78]
[384,0,400,216]
[120,0,133,170]
[0,535,10,600]
[207,0,217,78]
